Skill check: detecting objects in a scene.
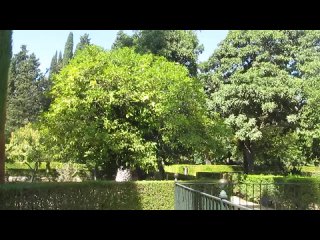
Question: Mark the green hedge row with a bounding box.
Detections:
[165,164,320,179]
[0,181,174,210]
[301,166,320,177]
[5,162,88,171]
[164,164,243,177]
[233,174,320,210]
[5,162,91,182]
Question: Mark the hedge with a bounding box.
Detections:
[301,166,320,177]
[0,181,174,210]
[5,162,91,182]
[5,162,88,171]
[232,174,320,210]
[165,164,320,178]
[164,164,243,177]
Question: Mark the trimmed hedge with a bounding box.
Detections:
[5,162,90,182]
[0,181,174,210]
[164,164,243,177]
[5,162,88,171]
[233,174,320,210]
[301,166,320,177]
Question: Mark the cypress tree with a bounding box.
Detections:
[63,32,73,66]
[49,51,57,79]
[0,30,12,183]
[57,51,63,72]
[6,45,44,135]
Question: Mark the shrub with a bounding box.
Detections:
[0,181,174,210]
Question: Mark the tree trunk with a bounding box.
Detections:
[0,137,4,183]
[0,30,12,184]
[157,158,165,180]
[240,139,254,174]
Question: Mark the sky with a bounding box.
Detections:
[12,30,228,73]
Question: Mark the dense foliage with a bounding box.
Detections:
[112,30,203,76]
[6,45,48,136]
[201,30,320,173]
[43,46,228,178]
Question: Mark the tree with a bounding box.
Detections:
[201,30,311,173]
[0,30,12,183]
[49,51,58,79]
[112,31,135,49]
[62,32,73,66]
[44,46,227,179]
[294,31,320,166]
[6,123,47,182]
[75,33,91,55]
[6,45,46,135]
[112,30,203,76]
[57,51,63,72]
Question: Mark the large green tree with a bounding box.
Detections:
[201,30,313,173]
[294,31,320,165]
[6,45,46,135]
[112,30,203,76]
[44,46,227,179]
[0,30,12,183]
[62,32,73,67]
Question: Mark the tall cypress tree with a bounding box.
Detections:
[0,30,12,183]
[57,51,63,72]
[6,45,44,135]
[63,32,73,66]
[49,51,57,79]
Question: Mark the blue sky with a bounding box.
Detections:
[12,30,228,73]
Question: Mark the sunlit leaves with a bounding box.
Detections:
[44,46,223,173]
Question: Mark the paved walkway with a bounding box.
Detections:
[230,196,273,210]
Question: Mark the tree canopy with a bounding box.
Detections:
[201,30,320,173]
[6,45,47,136]
[44,46,227,178]
[62,32,73,67]
[112,30,203,76]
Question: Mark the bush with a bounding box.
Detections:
[0,181,174,210]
